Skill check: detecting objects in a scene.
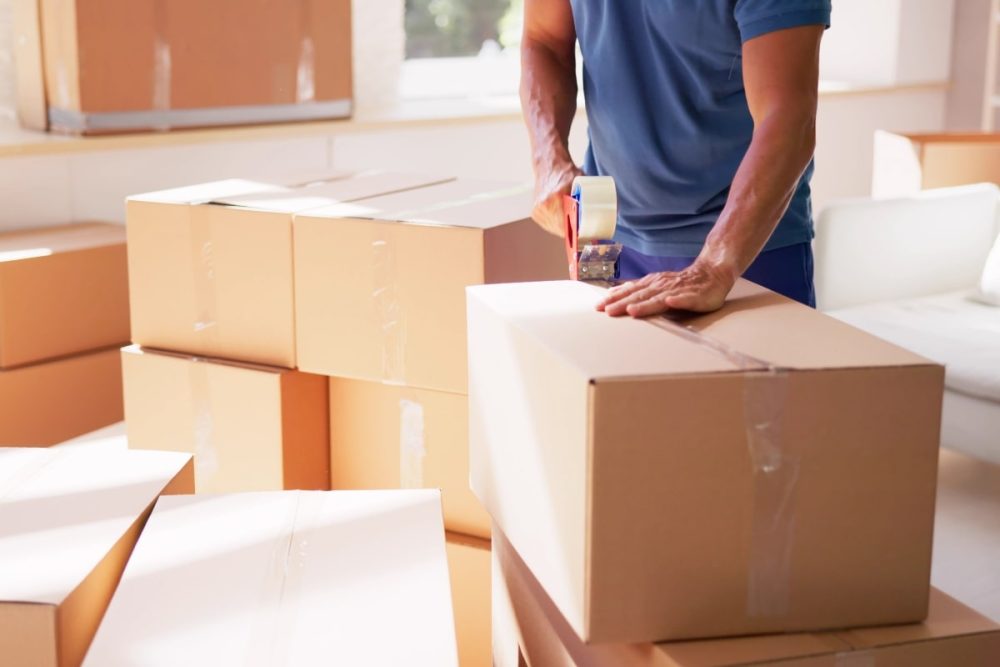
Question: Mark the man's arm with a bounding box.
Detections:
[598,25,824,316]
[522,0,581,236]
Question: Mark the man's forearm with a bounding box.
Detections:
[697,109,816,282]
[521,37,578,175]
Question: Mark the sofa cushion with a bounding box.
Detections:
[830,292,1000,403]
[979,232,1000,306]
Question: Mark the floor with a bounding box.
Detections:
[56,424,1000,623]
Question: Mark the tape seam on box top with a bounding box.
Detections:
[399,399,426,489]
[645,314,798,620]
[833,648,877,667]
[372,230,406,385]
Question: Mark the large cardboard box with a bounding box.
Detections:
[14,0,352,134]
[0,222,128,368]
[127,173,449,368]
[121,345,328,492]
[447,533,492,667]
[468,280,944,643]
[329,376,489,538]
[84,490,459,666]
[0,447,193,667]
[494,529,1000,667]
[0,347,124,445]
[294,180,567,393]
[872,131,1000,197]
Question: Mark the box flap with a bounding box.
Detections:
[122,344,290,376]
[467,280,934,381]
[836,589,1000,651]
[0,222,125,261]
[127,179,285,205]
[212,171,454,213]
[0,447,193,606]
[298,178,531,229]
[83,490,459,666]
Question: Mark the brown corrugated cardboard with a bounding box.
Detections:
[126,173,450,368]
[468,279,945,643]
[121,345,328,493]
[0,347,123,445]
[0,447,193,667]
[294,179,567,394]
[328,376,489,538]
[494,528,1000,667]
[447,533,492,667]
[84,490,459,666]
[0,222,129,368]
[872,131,1000,197]
[18,0,352,133]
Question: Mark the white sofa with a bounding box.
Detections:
[814,184,1000,465]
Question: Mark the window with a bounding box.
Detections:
[401,0,524,101]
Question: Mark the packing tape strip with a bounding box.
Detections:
[372,230,407,385]
[572,176,617,241]
[295,0,316,104]
[152,0,172,117]
[190,206,220,338]
[242,491,317,667]
[399,399,426,489]
[188,359,219,485]
[646,313,799,620]
[834,649,877,667]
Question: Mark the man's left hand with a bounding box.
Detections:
[596,260,735,317]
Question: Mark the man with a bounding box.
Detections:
[522,0,829,315]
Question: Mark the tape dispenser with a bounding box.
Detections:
[563,176,622,282]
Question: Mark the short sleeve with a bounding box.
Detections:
[734,0,832,43]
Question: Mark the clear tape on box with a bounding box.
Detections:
[189,206,219,338]
[645,313,798,620]
[188,359,219,484]
[399,399,427,489]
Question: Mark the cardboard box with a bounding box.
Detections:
[15,0,352,134]
[84,490,459,666]
[447,533,492,667]
[0,222,129,368]
[0,347,124,445]
[121,345,329,492]
[468,279,944,643]
[127,173,450,368]
[329,376,490,538]
[295,179,567,393]
[493,529,1000,667]
[873,131,1000,197]
[0,447,193,667]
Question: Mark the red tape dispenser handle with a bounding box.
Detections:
[562,176,622,282]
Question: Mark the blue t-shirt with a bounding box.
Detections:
[572,1,832,257]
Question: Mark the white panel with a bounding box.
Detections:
[68,136,330,223]
[0,153,73,229]
[819,0,900,85]
[896,0,956,84]
[813,87,946,212]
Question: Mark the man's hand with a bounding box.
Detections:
[532,161,583,237]
[596,259,736,317]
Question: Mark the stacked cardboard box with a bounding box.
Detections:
[467,279,955,658]
[0,222,130,445]
[872,131,1000,197]
[492,529,1000,667]
[0,447,193,666]
[13,0,353,134]
[124,172,566,664]
[84,489,459,666]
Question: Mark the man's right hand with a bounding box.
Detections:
[532,161,583,237]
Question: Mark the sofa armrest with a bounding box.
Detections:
[814,183,1000,311]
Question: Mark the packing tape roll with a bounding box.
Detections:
[572,176,617,241]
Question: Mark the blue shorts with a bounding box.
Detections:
[617,242,816,308]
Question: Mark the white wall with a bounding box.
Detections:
[0,0,14,123]
[820,0,954,86]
